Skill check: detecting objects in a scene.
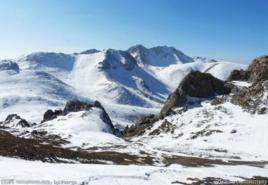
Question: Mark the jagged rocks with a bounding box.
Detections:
[148,120,175,136]
[0,114,31,128]
[124,71,232,138]
[247,56,268,82]
[63,100,93,114]
[160,71,231,117]
[41,99,117,134]
[123,114,159,137]
[227,56,268,113]
[230,81,268,113]
[42,100,93,122]
[0,61,20,73]
[228,55,268,82]
[42,109,63,122]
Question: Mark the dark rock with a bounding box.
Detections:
[230,129,237,134]
[17,119,31,128]
[42,100,93,122]
[149,120,175,136]
[41,100,117,135]
[227,69,249,81]
[230,81,267,113]
[63,100,93,114]
[247,56,268,82]
[258,107,267,114]
[160,71,231,117]
[42,109,63,122]
[228,55,268,82]
[123,114,159,137]
[1,114,31,128]
[0,61,20,73]
[5,114,21,122]
[180,71,230,97]
[31,130,48,137]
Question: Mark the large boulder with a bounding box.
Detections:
[247,56,268,82]
[160,71,231,117]
[228,69,250,81]
[179,71,230,97]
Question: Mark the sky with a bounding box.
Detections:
[0,0,267,63]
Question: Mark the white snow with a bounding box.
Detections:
[0,157,267,185]
[0,46,246,127]
[133,102,268,161]
[34,109,124,148]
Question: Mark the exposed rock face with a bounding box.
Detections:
[226,56,268,113]
[160,71,231,117]
[41,99,117,134]
[228,69,249,81]
[123,114,159,137]
[124,55,268,138]
[124,71,231,137]
[42,109,63,122]
[0,114,31,128]
[42,100,93,122]
[247,56,268,82]
[180,71,230,97]
[228,56,268,82]
[0,61,20,73]
[230,81,268,113]
[63,100,93,114]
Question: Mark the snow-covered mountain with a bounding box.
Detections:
[124,56,268,162]
[0,46,267,183]
[0,45,246,127]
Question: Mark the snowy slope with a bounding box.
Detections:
[131,100,268,161]
[0,64,81,122]
[0,157,267,185]
[0,45,246,127]
[34,109,123,148]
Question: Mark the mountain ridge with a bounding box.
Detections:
[0,45,246,126]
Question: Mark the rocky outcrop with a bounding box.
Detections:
[227,56,268,113]
[0,114,31,128]
[247,56,268,82]
[42,100,93,122]
[123,71,231,137]
[123,114,159,137]
[230,81,268,113]
[160,71,231,117]
[228,55,268,82]
[0,61,20,73]
[41,99,117,134]
[228,69,250,81]
[42,109,63,122]
[63,100,93,114]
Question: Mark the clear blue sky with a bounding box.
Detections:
[0,0,267,63]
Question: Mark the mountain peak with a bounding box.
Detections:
[128,45,193,66]
[80,49,100,55]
